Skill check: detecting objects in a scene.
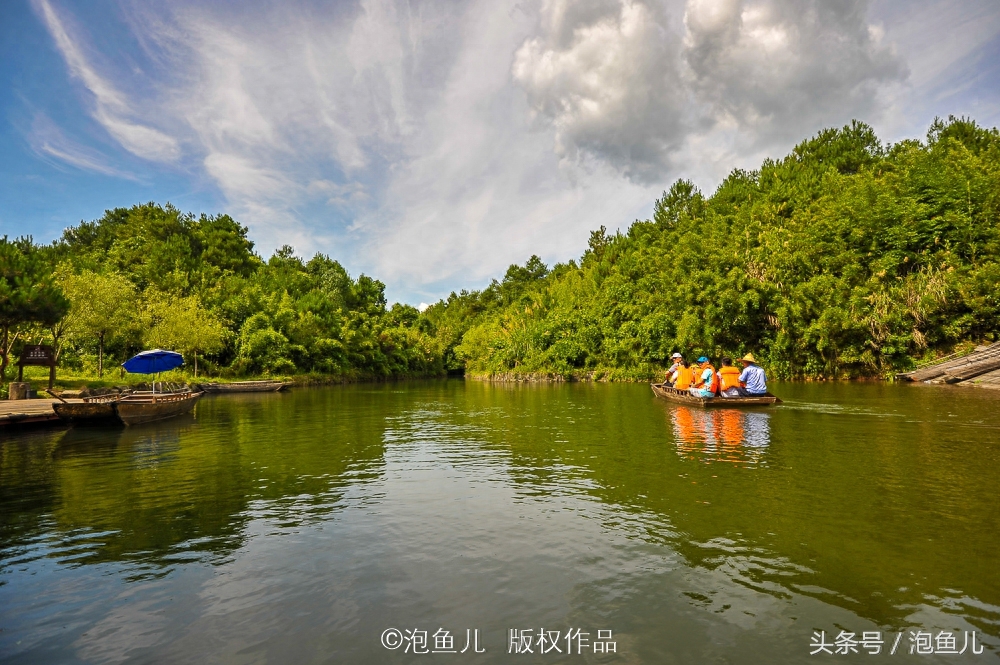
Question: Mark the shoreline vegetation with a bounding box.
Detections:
[3,116,999,392]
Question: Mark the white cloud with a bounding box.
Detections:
[509,0,908,182]
[512,0,687,181]
[28,113,138,179]
[34,0,180,162]
[345,0,658,293]
[682,0,907,144]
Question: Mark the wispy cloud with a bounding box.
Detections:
[28,112,139,180]
[33,0,180,162]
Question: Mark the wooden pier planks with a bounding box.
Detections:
[898,342,1000,383]
[0,398,63,427]
[942,355,1000,383]
[965,367,1000,390]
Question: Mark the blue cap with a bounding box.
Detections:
[697,356,709,363]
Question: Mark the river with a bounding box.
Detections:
[1,380,998,663]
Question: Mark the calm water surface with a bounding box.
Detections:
[1,380,998,663]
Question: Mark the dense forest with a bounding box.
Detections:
[1,206,440,383]
[426,116,1000,380]
[1,116,998,384]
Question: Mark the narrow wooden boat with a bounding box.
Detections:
[51,393,122,423]
[114,390,204,426]
[52,400,119,423]
[196,380,291,393]
[651,383,780,407]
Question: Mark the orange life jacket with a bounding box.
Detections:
[673,366,694,390]
[696,364,720,393]
[718,366,741,391]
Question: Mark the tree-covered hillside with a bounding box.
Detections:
[426,117,1000,379]
[2,204,441,381]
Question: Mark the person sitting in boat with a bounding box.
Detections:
[736,353,768,396]
[673,360,695,390]
[718,357,742,397]
[689,356,719,398]
[664,352,684,385]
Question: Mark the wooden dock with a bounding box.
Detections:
[898,343,1000,390]
[0,398,66,428]
[963,367,1000,390]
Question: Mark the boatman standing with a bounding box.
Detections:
[737,353,768,396]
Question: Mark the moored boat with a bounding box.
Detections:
[114,390,204,426]
[50,390,124,424]
[197,380,291,393]
[651,383,780,407]
[52,399,119,423]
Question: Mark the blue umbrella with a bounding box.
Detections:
[122,349,184,374]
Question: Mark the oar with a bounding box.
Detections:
[44,388,68,403]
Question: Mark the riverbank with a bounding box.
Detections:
[466,367,655,383]
[9,342,1000,394]
[468,371,1000,388]
[468,372,902,383]
[3,366,447,399]
[467,350,1000,388]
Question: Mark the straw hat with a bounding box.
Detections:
[740,353,757,363]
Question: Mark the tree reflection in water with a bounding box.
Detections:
[670,407,771,465]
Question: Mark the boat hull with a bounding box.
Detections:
[52,401,119,423]
[651,383,779,407]
[197,381,290,393]
[115,391,204,426]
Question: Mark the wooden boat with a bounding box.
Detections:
[114,390,204,426]
[651,383,780,407]
[51,393,122,423]
[52,400,118,423]
[196,380,291,393]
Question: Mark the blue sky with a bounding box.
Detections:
[2,0,999,306]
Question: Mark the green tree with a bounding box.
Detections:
[0,237,69,379]
[236,313,292,375]
[142,292,228,377]
[60,270,137,377]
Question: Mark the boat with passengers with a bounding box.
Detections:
[650,383,780,407]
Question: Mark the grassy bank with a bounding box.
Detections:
[4,364,445,397]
